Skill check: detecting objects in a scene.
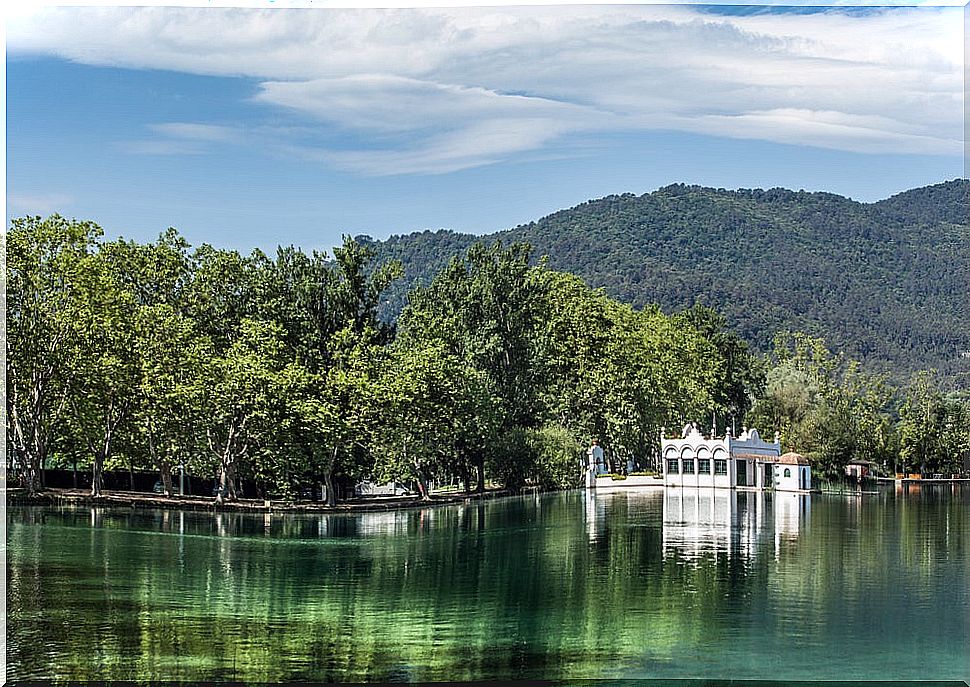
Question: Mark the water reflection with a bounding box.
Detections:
[662,488,811,561]
[356,510,412,537]
[584,490,603,542]
[7,486,970,683]
[774,491,811,539]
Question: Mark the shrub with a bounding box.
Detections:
[529,425,583,490]
[487,426,534,490]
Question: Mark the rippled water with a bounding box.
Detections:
[7,484,970,682]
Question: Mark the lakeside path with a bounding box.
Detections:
[6,486,515,513]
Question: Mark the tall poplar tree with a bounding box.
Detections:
[6,216,100,494]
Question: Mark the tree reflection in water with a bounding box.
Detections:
[7,486,970,682]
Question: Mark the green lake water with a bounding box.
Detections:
[7,485,970,682]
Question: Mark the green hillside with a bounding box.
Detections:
[362,179,969,385]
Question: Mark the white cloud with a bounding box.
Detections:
[150,122,243,142]
[320,117,585,175]
[118,140,207,156]
[252,74,611,172]
[118,122,244,156]
[684,109,962,155]
[255,75,605,132]
[7,192,75,217]
[7,6,963,174]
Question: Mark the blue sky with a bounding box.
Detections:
[6,5,964,255]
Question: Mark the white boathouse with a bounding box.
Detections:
[661,424,810,491]
[774,452,812,491]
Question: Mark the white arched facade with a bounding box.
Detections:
[662,425,790,490]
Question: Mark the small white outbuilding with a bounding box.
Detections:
[774,452,811,491]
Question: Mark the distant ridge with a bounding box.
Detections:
[361,179,970,385]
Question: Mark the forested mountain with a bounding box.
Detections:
[362,179,969,385]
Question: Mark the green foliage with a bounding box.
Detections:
[8,204,967,498]
[528,425,583,490]
[748,333,967,478]
[371,338,496,499]
[896,372,969,475]
[131,303,209,495]
[370,180,970,387]
[333,237,403,341]
[395,240,545,490]
[486,427,533,492]
[401,240,544,428]
[67,239,147,495]
[6,216,102,493]
[534,270,743,472]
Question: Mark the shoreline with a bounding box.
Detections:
[873,476,970,483]
[5,486,519,514]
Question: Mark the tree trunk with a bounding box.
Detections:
[475,454,485,493]
[160,462,174,497]
[24,462,41,496]
[90,427,112,497]
[87,398,125,498]
[414,469,432,502]
[217,436,239,502]
[11,383,44,496]
[218,461,238,501]
[323,470,337,508]
[91,452,105,497]
[322,446,339,506]
[150,433,174,497]
[19,411,46,495]
[408,445,432,502]
[323,471,336,507]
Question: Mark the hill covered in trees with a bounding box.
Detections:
[363,179,970,386]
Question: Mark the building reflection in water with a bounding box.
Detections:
[774,491,811,539]
[584,490,607,543]
[357,510,413,537]
[662,488,811,561]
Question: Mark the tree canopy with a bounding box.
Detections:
[366,179,970,388]
[7,214,968,498]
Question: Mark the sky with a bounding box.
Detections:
[5,3,966,254]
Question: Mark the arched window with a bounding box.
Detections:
[784,468,791,478]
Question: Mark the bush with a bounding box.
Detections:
[487,427,534,490]
[488,424,585,490]
[528,425,584,490]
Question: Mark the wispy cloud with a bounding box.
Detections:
[8,6,962,174]
[253,75,612,173]
[8,192,75,217]
[151,122,243,143]
[117,140,207,156]
[120,122,244,156]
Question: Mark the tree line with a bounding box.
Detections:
[7,215,968,501]
[750,332,970,479]
[366,179,970,384]
[7,215,759,501]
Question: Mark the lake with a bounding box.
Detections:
[7,485,970,682]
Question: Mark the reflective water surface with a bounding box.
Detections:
[7,485,970,682]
